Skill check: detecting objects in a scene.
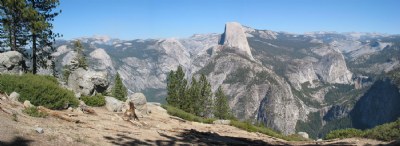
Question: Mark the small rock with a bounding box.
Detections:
[317,139,323,141]
[75,107,84,114]
[105,96,124,112]
[75,93,81,98]
[67,107,73,112]
[35,127,44,134]
[9,92,20,102]
[23,100,34,108]
[79,100,86,106]
[297,132,309,139]
[213,120,231,125]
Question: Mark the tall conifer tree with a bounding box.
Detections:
[214,86,230,119]
[112,73,127,101]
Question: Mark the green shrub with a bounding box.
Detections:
[161,104,215,124]
[23,107,48,118]
[229,120,307,141]
[81,94,106,107]
[325,119,400,141]
[363,119,400,141]
[325,128,363,140]
[0,74,79,109]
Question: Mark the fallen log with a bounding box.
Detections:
[0,106,12,115]
[169,116,186,122]
[80,105,97,115]
[37,106,83,123]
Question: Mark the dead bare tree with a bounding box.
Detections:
[123,101,139,121]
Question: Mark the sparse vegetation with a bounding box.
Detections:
[162,104,215,124]
[23,107,48,118]
[223,67,250,83]
[197,61,216,75]
[295,112,322,139]
[62,65,71,82]
[162,104,307,141]
[0,74,79,109]
[325,118,400,141]
[81,94,106,107]
[12,113,18,122]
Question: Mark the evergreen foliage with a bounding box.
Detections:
[112,73,127,101]
[0,0,29,53]
[74,40,88,69]
[0,74,78,109]
[166,66,188,109]
[214,86,231,119]
[166,66,213,117]
[198,74,213,117]
[81,94,106,107]
[325,118,400,141]
[0,0,61,73]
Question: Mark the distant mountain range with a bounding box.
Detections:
[50,22,400,138]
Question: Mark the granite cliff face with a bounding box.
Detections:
[51,22,400,137]
[219,22,254,60]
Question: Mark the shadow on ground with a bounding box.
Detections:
[0,136,33,146]
[103,129,283,146]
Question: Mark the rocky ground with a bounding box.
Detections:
[0,93,392,146]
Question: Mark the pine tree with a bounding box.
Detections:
[186,76,200,114]
[175,66,187,109]
[26,0,61,74]
[214,86,230,119]
[112,73,127,101]
[73,40,88,69]
[166,70,178,107]
[0,0,30,54]
[166,66,188,109]
[199,74,213,117]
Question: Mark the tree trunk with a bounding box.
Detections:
[32,34,37,74]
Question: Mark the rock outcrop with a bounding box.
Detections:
[67,68,109,96]
[0,51,24,74]
[314,48,353,84]
[351,79,400,129]
[105,96,124,112]
[126,93,148,115]
[219,22,254,60]
[286,59,319,90]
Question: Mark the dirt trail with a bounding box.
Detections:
[0,96,390,146]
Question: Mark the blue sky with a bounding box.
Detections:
[54,0,400,40]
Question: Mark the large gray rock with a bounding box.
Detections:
[297,132,309,139]
[219,22,254,60]
[23,100,34,108]
[105,96,124,112]
[9,92,20,102]
[67,68,109,96]
[0,51,23,74]
[127,93,148,115]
